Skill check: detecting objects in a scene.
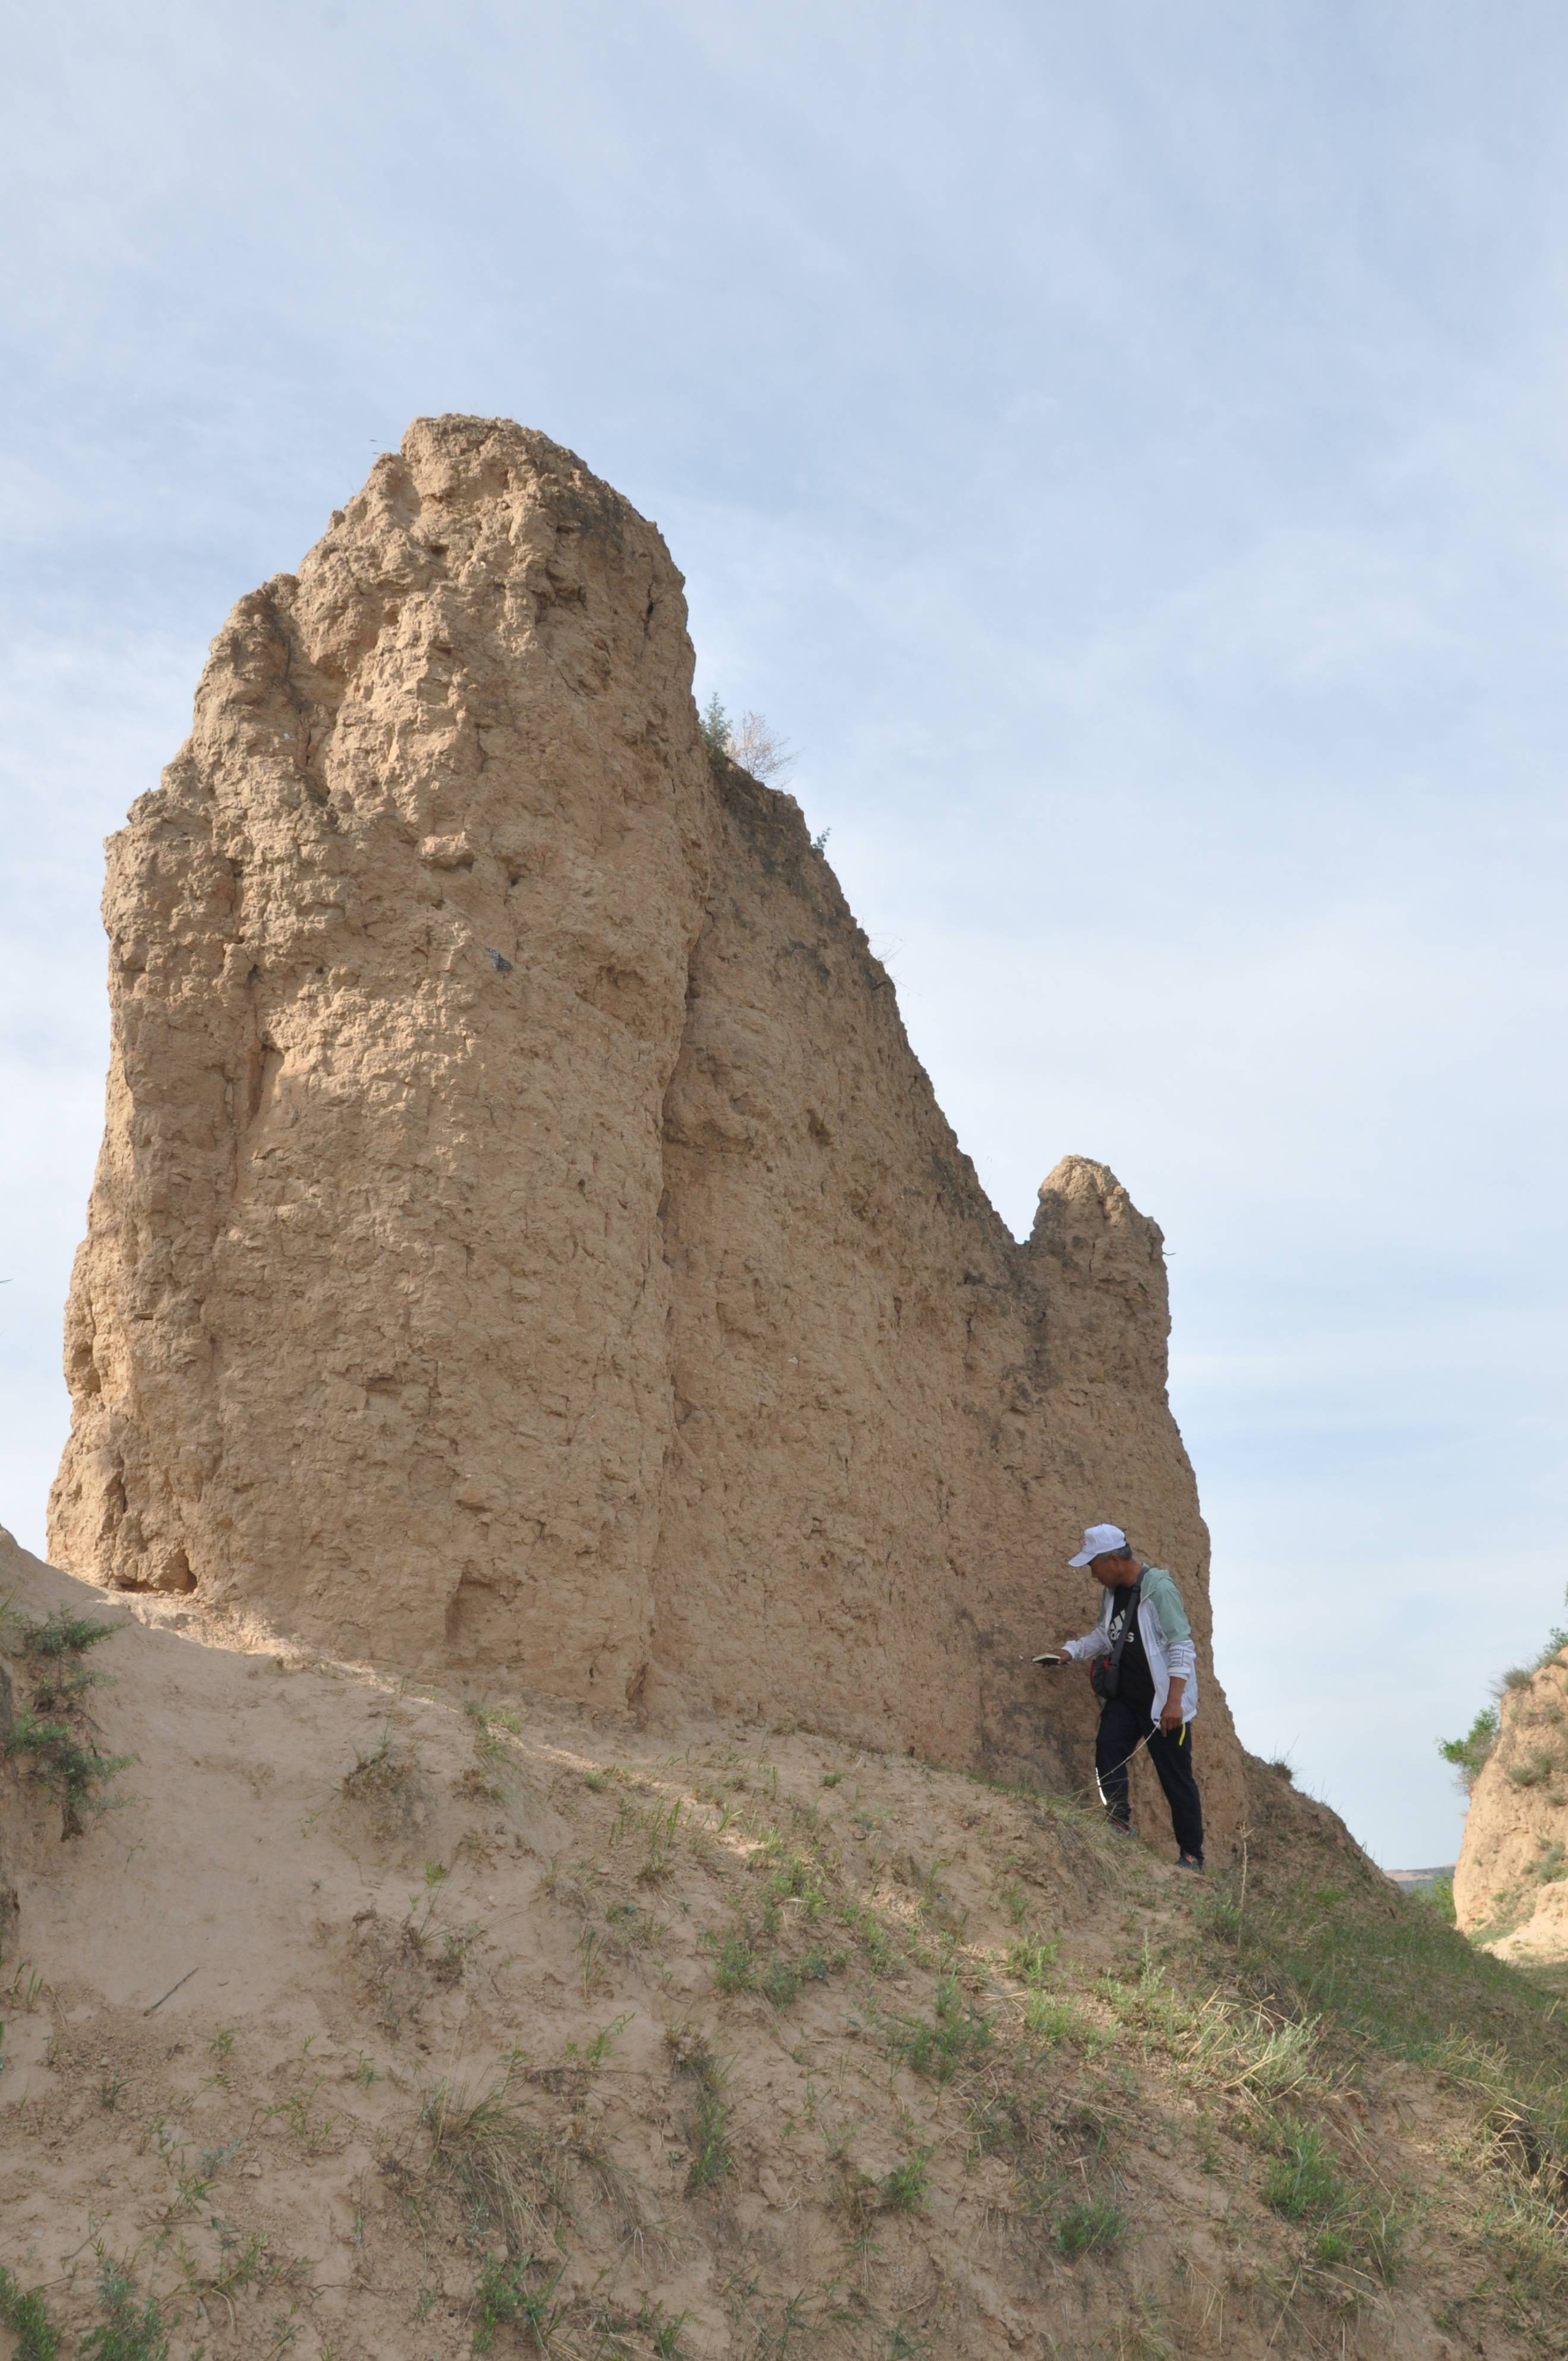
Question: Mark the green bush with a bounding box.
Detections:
[5,1712,133,1837]
[1439,1706,1499,1789]
[19,1607,119,1659]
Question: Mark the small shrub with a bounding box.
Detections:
[0,2264,61,2360]
[5,1712,133,1837]
[1507,1749,1561,1789]
[18,1608,120,1660]
[1537,1625,1568,1672]
[1055,2196,1126,2257]
[1440,1707,1500,1789]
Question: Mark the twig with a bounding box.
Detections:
[144,1966,198,2016]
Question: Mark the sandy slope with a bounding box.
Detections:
[0,1525,1547,2360]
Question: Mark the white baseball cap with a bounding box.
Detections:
[1069,1522,1128,1568]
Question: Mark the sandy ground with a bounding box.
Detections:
[0,1526,1537,2360]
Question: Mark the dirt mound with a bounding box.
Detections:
[5,1525,1568,2359]
[47,414,1243,1843]
[1453,1647,1568,1960]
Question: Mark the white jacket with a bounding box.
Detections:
[1061,1564,1198,1726]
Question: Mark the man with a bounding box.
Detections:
[1044,1522,1204,1870]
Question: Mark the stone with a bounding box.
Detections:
[50,414,1247,1849]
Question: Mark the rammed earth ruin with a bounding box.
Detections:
[48,416,1245,1847]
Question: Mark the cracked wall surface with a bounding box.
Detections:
[49,415,1247,1845]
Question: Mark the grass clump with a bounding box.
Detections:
[1004,1934,1058,1988]
[1023,1991,1089,2047]
[879,2149,932,2212]
[0,2265,60,2360]
[417,2059,565,2256]
[471,2256,564,2354]
[1262,2117,1403,2280]
[1054,2195,1126,2258]
[78,2259,169,2361]
[885,1973,993,2083]
[340,1728,427,1835]
[1263,2119,1342,2220]
[667,2031,731,2193]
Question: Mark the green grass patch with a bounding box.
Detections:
[5,1712,134,1837]
[1054,2196,1125,2258]
[1005,1934,1059,1988]
[879,2149,932,2212]
[471,2258,563,2354]
[0,2265,61,2361]
[78,2260,169,2361]
[885,1973,993,2082]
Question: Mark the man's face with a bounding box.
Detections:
[1089,1551,1132,1587]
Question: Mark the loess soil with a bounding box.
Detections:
[4,1524,1568,2361]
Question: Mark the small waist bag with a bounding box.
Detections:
[1090,1581,1143,1703]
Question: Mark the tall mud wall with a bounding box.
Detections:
[50,415,1245,1846]
[1454,1650,1568,1960]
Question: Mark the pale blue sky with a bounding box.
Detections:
[7,1,1568,1863]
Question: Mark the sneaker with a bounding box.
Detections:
[1107,1819,1134,1838]
[1176,1851,1204,1873]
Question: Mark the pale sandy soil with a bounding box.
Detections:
[0,1527,1546,2360]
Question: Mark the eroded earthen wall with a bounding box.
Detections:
[51,414,1245,1847]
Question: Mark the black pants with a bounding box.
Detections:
[1095,1696,1204,1861]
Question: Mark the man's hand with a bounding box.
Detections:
[1159,1678,1187,1736]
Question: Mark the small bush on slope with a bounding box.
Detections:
[2,1606,131,1835]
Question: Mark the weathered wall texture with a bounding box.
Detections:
[51,415,1245,1846]
[1453,1652,1568,1959]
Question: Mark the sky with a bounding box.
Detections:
[6,0,1568,1866]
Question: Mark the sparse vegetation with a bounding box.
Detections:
[0,2265,61,2361]
[2,1608,132,1835]
[1055,2195,1126,2257]
[698,695,794,784]
[417,2056,566,2255]
[879,2148,932,2212]
[1440,1704,1500,1789]
[471,2256,564,2354]
[668,2029,732,2193]
[884,1973,993,2083]
[78,2259,169,2361]
[5,1710,133,1836]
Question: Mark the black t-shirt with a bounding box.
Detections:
[1109,1581,1156,1711]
